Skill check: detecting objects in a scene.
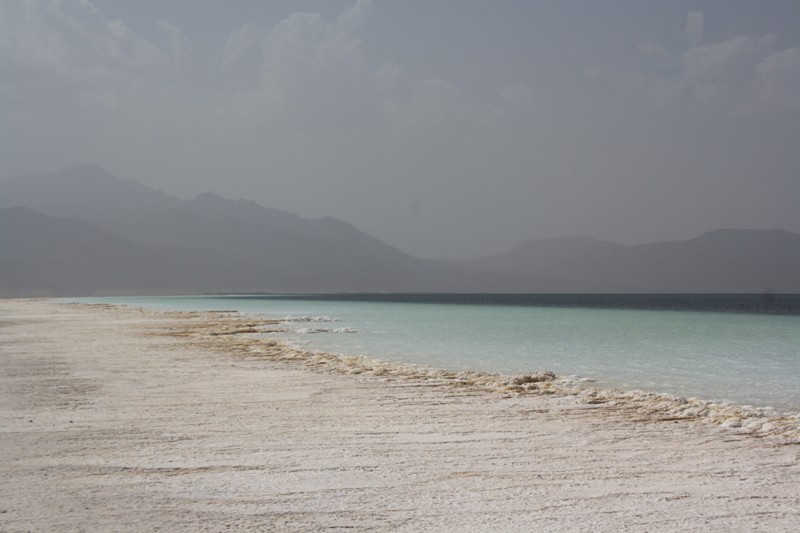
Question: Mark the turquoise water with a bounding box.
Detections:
[66,295,800,412]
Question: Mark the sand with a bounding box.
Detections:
[1,299,799,532]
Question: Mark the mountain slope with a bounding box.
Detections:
[0,167,432,293]
[472,237,637,292]
[476,230,800,292]
[629,229,800,292]
[2,166,799,294]
[0,164,180,217]
[0,207,181,295]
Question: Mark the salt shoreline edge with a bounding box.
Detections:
[71,301,800,443]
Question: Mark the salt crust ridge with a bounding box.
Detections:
[81,303,800,443]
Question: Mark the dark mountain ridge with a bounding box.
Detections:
[2,166,799,295]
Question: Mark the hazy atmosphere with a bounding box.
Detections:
[3,0,800,259]
[4,4,800,529]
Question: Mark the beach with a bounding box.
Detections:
[1,300,799,531]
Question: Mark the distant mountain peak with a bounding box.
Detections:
[192,191,263,210]
[0,165,176,213]
[194,191,224,202]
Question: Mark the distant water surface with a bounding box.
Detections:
[67,294,800,412]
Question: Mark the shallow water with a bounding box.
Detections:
[66,294,800,411]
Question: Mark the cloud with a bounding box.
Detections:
[219,23,259,65]
[622,13,797,115]
[157,19,188,67]
[336,0,373,31]
[4,0,519,136]
[756,47,800,112]
[679,34,773,112]
[2,0,536,193]
[682,35,773,86]
[215,1,509,132]
[0,0,178,122]
[375,60,406,113]
[500,83,534,109]
[412,79,464,120]
[686,11,704,48]
[251,9,367,100]
[3,0,169,80]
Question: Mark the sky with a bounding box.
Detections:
[2,0,799,259]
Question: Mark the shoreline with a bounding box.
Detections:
[2,299,799,530]
[71,300,800,442]
[63,293,800,416]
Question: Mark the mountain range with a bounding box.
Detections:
[2,165,798,296]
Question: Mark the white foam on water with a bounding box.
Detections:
[296,327,359,334]
[282,315,340,323]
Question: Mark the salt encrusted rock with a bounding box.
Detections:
[720,417,743,428]
[510,371,556,385]
[664,394,688,404]
[759,422,776,433]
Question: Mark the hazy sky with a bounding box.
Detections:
[3,0,800,258]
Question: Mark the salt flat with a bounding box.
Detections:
[1,300,798,531]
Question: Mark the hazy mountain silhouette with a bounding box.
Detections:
[2,166,799,295]
[474,230,800,292]
[0,207,180,294]
[0,166,436,294]
[0,164,180,218]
